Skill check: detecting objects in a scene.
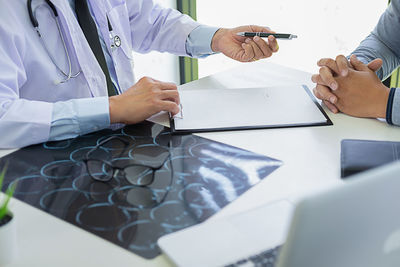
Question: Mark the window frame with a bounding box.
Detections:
[177,0,199,84]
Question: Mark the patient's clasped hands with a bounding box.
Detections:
[312,55,390,119]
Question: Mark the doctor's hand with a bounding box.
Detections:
[314,55,389,118]
[312,55,383,113]
[108,77,180,124]
[211,25,279,62]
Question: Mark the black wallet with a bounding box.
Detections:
[340,139,400,178]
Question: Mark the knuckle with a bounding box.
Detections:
[140,76,157,87]
[311,74,318,83]
[316,85,329,96]
[140,76,151,83]
[149,88,160,98]
[336,54,345,60]
[319,66,333,78]
[319,67,326,75]
[319,58,328,64]
[322,58,335,68]
[168,83,178,90]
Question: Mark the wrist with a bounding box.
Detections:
[211,28,228,53]
[109,95,122,124]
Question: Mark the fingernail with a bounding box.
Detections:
[331,82,338,90]
[245,38,251,43]
[341,70,347,76]
[254,36,260,41]
[330,96,337,104]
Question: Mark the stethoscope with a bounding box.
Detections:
[27,0,121,84]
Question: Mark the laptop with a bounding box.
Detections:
[158,161,400,267]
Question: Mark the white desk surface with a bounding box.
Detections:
[1,61,400,267]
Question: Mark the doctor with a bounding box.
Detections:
[0,0,279,148]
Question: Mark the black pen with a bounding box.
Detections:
[237,32,298,40]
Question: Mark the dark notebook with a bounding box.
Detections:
[341,139,400,178]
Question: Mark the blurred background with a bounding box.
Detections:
[133,0,387,84]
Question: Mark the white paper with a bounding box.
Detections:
[173,85,328,131]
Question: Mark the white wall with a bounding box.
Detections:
[197,0,388,77]
[131,0,180,84]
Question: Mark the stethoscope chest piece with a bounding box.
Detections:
[113,35,121,48]
[107,17,121,50]
[110,33,121,51]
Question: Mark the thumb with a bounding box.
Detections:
[349,54,369,71]
[367,58,383,72]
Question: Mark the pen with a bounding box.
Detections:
[236,32,298,40]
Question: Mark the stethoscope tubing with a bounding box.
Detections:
[27,0,121,84]
[28,0,81,84]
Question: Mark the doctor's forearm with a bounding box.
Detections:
[48,97,110,141]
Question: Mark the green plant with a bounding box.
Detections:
[0,164,16,222]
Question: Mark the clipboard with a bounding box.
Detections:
[169,85,332,134]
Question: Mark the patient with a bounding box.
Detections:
[312,0,400,126]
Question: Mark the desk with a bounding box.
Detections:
[1,62,399,267]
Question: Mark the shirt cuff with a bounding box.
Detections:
[186,25,220,58]
[386,88,400,126]
[49,97,110,141]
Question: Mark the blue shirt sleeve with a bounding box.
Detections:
[350,0,400,80]
[350,0,400,126]
[393,89,400,125]
[387,88,400,126]
[49,97,110,141]
[186,25,220,58]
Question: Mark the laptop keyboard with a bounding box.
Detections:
[224,245,281,267]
